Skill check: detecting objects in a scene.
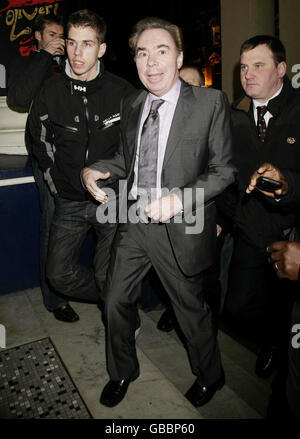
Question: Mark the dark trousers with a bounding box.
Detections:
[104,221,222,386]
[224,232,294,348]
[46,196,117,303]
[32,159,66,311]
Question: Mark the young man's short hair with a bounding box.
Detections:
[66,9,107,43]
[33,14,64,34]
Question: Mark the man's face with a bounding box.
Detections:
[66,25,106,81]
[135,28,183,96]
[35,23,64,55]
[240,44,286,103]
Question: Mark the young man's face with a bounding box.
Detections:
[240,44,286,103]
[35,23,64,55]
[135,28,183,96]
[66,25,106,81]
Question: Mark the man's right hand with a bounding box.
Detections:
[246,162,288,198]
[43,38,65,56]
[82,168,111,203]
[267,241,300,281]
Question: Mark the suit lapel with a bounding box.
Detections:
[162,81,196,168]
[126,90,147,157]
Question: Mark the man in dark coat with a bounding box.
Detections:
[247,163,300,419]
[217,35,300,378]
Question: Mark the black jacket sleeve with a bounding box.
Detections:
[28,86,57,194]
[282,170,300,205]
[7,50,54,110]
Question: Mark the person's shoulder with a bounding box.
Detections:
[9,52,35,70]
[44,71,63,87]
[289,85,300,104]
[191,85,225,101]
[102,70,135,93]
[122,88,145,107]
[190,86,231,110]
[35,72,64,98]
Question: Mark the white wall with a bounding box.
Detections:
[0,96,27,155]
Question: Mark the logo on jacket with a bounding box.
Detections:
[98,113,120,130]
[74,85,86,92]
[287,137,296,144]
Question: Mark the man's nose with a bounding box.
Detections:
[245,66,254,78]
[74,43,82,56]
[147,54,157,67]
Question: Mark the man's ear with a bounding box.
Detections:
[35,30,42,43]
[277,61,287,78]
[177,51,184,70]
[98,42,107,59]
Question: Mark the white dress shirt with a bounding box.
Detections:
[129,79,182,200]
[253,84,283,127]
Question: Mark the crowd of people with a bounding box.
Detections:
[7,9,300,419]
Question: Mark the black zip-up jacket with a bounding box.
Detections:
[216,76,300,248]
[7,50,63,157]
[7,49,61,111]
[28,61,135,201]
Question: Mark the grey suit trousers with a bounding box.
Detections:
[104,220,223,387]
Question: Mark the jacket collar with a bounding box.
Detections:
[62,59,105,95]
[233,75,294,117]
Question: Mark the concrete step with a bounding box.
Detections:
[0,288,203,419]
[0,287,272,419]
[137,309,271,419]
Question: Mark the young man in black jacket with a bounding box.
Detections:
[28,10,134,307]
[7,14,80,323]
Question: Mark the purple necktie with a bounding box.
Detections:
[138,99,164,198]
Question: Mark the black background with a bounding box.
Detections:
[0,0,221,95]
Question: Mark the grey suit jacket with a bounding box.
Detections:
[90,79,236,276]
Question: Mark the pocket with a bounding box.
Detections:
[50,120,78,133]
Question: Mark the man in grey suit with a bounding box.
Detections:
[82,17,236,408]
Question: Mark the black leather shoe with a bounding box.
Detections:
[157,309,174,332]
[255,345,278,378]
[185,369,225,407]
[100,379,132,407]
[53,304,79,323]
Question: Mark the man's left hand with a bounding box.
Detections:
[145,194,183,222]
[267,241,300,280]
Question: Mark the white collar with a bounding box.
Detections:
[253,83,283,111]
